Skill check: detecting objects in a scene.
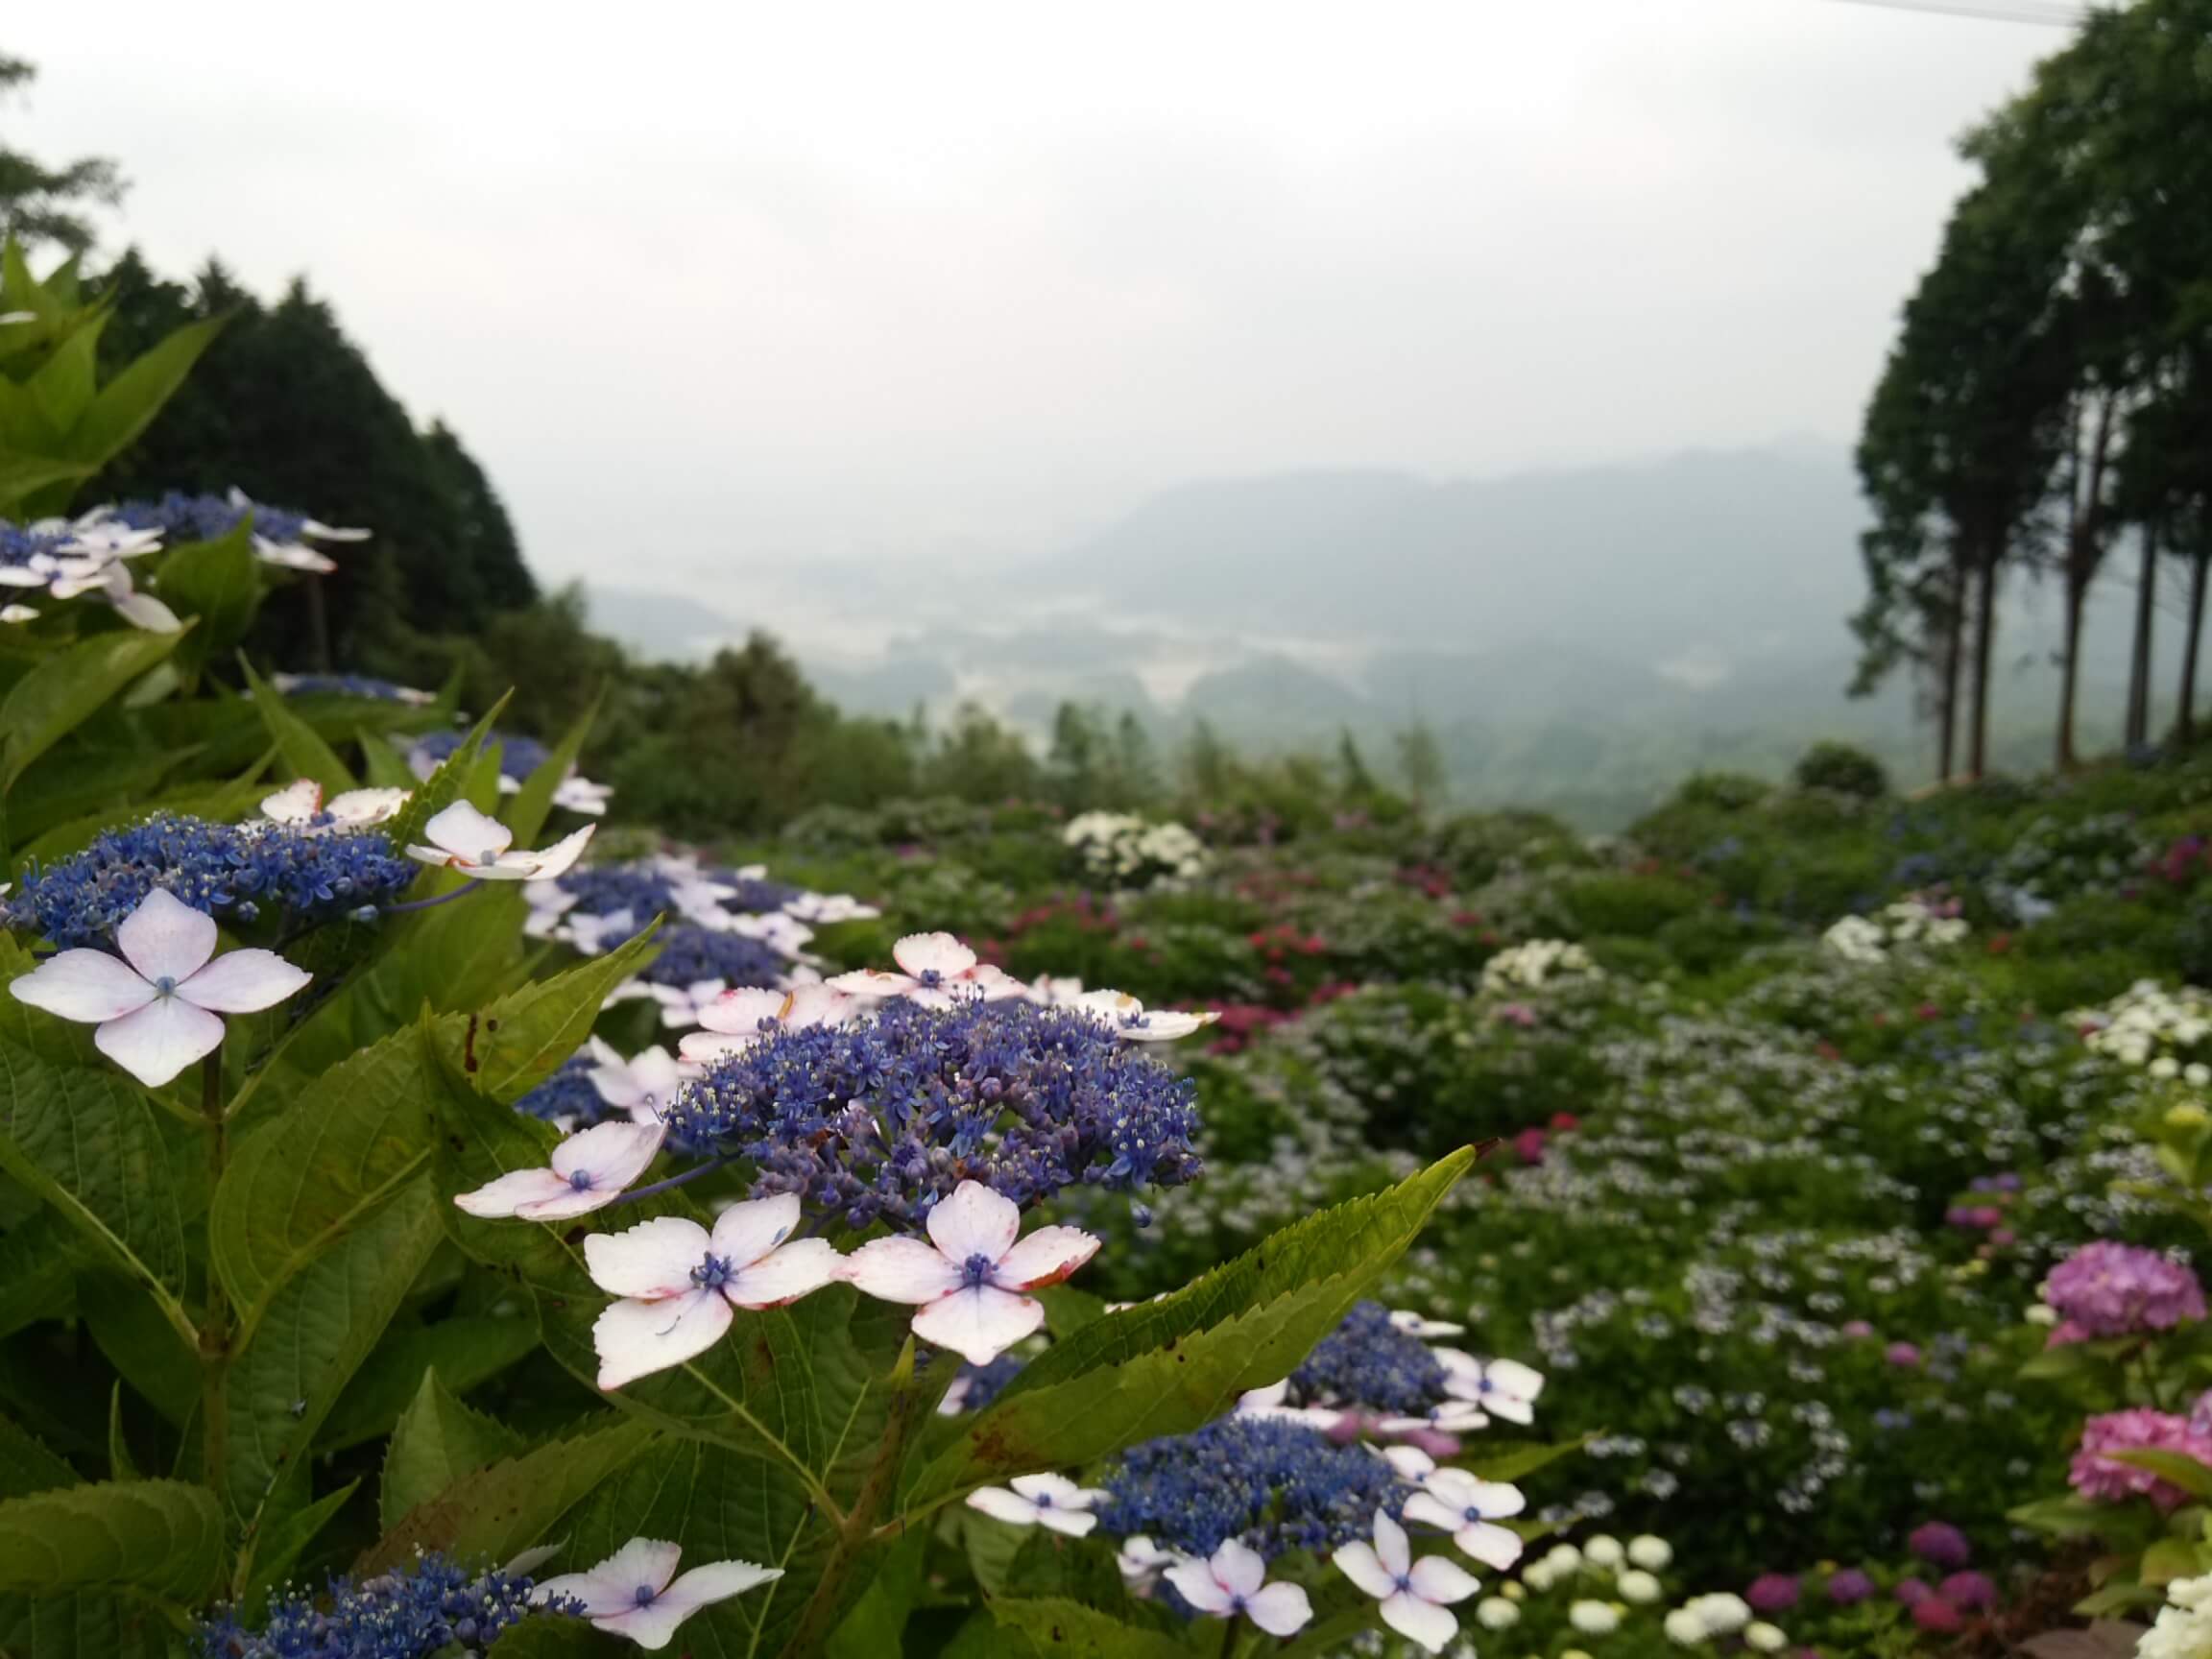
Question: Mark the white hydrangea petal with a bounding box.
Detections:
[651,1559,783,1623]
[892,932,976,978]
[116,888,218,983]
[1373,1509,1412,1576]
[261,779,323,824]
[1244,1581,1313,1636]
[525,824,596,881]
[538,1539,682,1615]
[176,949,312,1014]
[925,1181,1022,1264]
[424,800,513,859]
[1380,1591,1458,1655]
[9,950,157,1022]
[993,1225,1100,1291]
[722,1238,843,1310]
[453,1167,575,1218]
[965,1486,1041,1527]
[547,1119,665,1193]
[1033,1505,1098,1537]
[910,1285,1043,1365]
[695,987,790,1036]
[93,996,227,1087]
[1332,1541,1396,1599]
[584,1215,712,1299]
[844,1237,964,1305]
[1211,1539,1267,1598]
[1455,1523,1524,1571]
[1164,1558,1235,1614]
[1408,1555,1481,1604]
[592,1289,733,1390]
[707,1192,802,1269]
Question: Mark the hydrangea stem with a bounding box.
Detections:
[606,1156,731,1208]
[199,1044,232,1503]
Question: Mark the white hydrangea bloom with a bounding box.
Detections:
[1480,939,1601,996]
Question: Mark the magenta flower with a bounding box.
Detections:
[1938,1572,1997,1611]
[1746,1574,1800,1613]
[1884,1341,1921,1368]
[1894,1577,1934,1605]
[2044,1242,2206,1342]
[1826,1569,1873,1605]
[1906,1522,1970,1569]
[2069,1408,2212,1511]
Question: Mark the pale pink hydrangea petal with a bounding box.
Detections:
[925,1181,1022,1264]
[94,996,227,1086]
[9,950,158,1022]
[115,887,217,983]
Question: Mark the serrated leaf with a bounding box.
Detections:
[237,657,355,791]
[0,1479,225,1601]
[223,1180,444,1526]
[2141,1535,2209,1586]
[907,1147,1477,1506]
[212,1022,443,1332]
[380,1370,527,1532]
[358,1413,656,1574]
[0,628,188,789]
[0,1410,79,1499]
[988,1599,1190,1659]
[0,1589,175,1659]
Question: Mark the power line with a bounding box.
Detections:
[1818,0,2096,25]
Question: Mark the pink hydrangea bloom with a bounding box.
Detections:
[2044,1242,2206,1343]
[2068,1408,2212,1511]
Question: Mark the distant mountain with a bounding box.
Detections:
[591,444,2182,827]
[584,586,742,661]
[1058,447,1868,666]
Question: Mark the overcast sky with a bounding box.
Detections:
[10,2,2060,589]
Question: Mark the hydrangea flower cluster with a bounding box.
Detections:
[1480,939,1600,996]
[2069,979,2212,1075]
[3,812,416,949]
[1821,895,1967,964]
[2041,1240,2207,1344]
[637,925,788,993]
[1096,1413,1404,1559]
[664,996,1203,1229]
[2068,1407,2212,1509]
[1288,1300,1451,1415]
[1063,811,1209,888]
[271,671,434,705]
[111,488,367,572]
[0,509,171,628]
[196,1552,567,1659]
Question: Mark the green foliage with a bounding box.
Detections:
[1793,739,1890,800]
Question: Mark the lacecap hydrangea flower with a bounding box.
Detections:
[1097,1413,1404,1560]
[271,671,435,705]
[197,1551,568,1659]
[2,811,416,950]
[662,995,1203,1231]
[111,487,367,572]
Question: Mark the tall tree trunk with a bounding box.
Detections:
[1968,546,1998,780]
[2057,576,2085,770]
[2060,395,2114,772]
[2128,522,2159,747]
[1937,561,1963,783]
[2182,545,2209,748]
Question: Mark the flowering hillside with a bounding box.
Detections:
[12,248,2212,1659]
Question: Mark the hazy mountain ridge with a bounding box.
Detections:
[588,443,2169,826]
